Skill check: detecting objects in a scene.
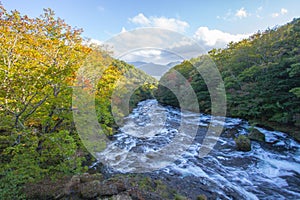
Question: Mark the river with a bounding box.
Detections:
[94,99,300,199]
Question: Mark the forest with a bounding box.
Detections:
[156,17,300,141]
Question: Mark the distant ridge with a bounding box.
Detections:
[128,61,182,78]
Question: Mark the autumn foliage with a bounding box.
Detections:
[0,6,155,199]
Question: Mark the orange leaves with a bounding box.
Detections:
[0,6,91,131]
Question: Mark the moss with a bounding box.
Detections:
[138,176,155,192]
[174,194,188,200]
[154,179,169,199]
[197,194,207,200]
[234,135,251,152]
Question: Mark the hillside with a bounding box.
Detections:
[155,18,300,140]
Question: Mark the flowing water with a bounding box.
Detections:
[95,99,300,199]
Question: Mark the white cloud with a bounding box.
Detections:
[131,49,162,57]
[129,13,189,33]
[107,25,252,66]
[121,49,163,64]
[218,8,250,21]
[106,28,203,65]
[281,8,288,15]
[194,27,251,47]
[129,13,151,26]
[271,13,280,18]
[271,8,288,18]
[235,7,248,18]
[151,17,189,33]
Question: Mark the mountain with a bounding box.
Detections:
[166,61,181,68]
[128,61,148,67]
[128,61,182,79]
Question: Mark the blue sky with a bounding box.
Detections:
[2,0,300,64]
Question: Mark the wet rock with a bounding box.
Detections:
[234,135,251,152]
[248,129,265,142]
[222,127,239,138]
[254,123,274,131]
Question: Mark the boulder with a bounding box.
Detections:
[234,135,251,152]
[79,178,126,198]
[222,127,239,138]
[248,129,265,142]
[79,180,101,199]
[64,175,81,194]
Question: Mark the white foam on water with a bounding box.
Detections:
[95,99,300,199]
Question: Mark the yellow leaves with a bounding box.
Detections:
[0,6,93,131]
[52,116,59,121]
[24,118,41,128]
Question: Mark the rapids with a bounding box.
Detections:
[95,99,300,199]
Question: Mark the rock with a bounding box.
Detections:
[222,127,239,138]
[64,175,81,195]
[101,193,132,200]
[24,172,191,200]
[97,182,119,196]
[79,180,101,199]
[254,123,274,131]
[79,179,124,198]
[128,188,164,200]
[65,173,105,197]
[234,135,251,152]
[80,173,103,183]
[113,193,133,200]
[248,129,265,142]
[70,175,81,184]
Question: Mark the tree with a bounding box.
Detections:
[0,7,90,199]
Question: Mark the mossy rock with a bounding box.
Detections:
[197,194,208,200]
[234,135,251,152]
[248,129,265,142]
[174,194,189,200]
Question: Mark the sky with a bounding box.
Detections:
[1,0,300,64]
